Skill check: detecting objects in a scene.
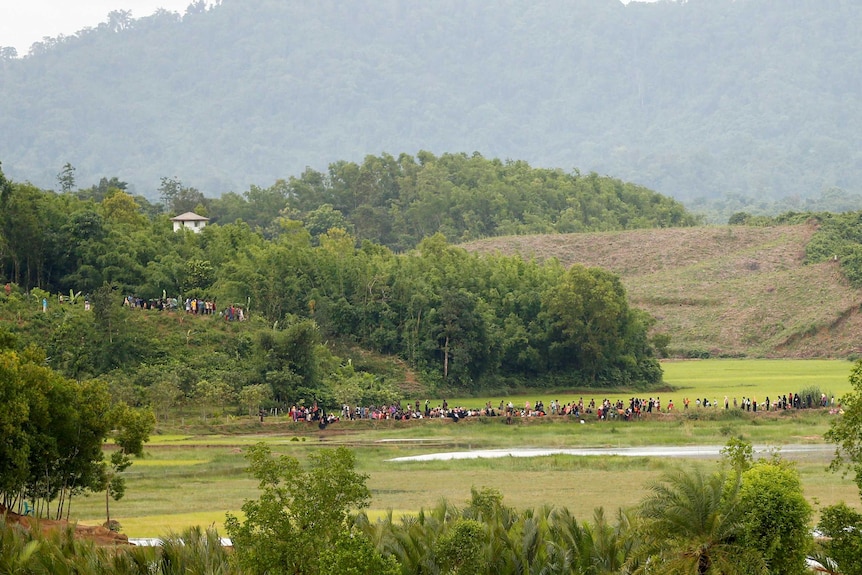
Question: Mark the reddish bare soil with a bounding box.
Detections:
[2,507,130,546]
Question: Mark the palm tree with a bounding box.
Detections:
[629,467,766,575]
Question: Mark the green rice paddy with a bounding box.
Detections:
[67,359,861,538]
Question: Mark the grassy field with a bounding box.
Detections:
[661,358,853,400]
[433,358,854,412]
[69,359,860,538]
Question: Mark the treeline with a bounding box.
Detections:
[691,187,862,224]
[1,154,698,285]
[74,152,699,251]
[730,209,862,288]
[0,160,671,397]
[269,152,700,250]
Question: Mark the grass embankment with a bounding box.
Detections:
[464,224,862,358]
[70,359,859,538]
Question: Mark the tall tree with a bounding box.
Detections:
[0,349,32,508]
[543,264,659,386]
[258,320,326,405]
[56,162,76,193]
[827,358,862,492]
[427,288,489,386]
[90,283,131,371]
[738,459,811,575]
[225,443,396,575]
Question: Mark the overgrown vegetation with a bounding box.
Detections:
[0,437,823,574]
[0,162,666,402]
[0,331,154,525]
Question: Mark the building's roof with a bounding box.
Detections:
[170,212,210,222]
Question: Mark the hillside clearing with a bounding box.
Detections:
[463,224,862,358]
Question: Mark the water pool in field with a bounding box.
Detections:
[387,444,831,462]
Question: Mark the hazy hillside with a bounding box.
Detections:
[464,224,862,358]
[1,0,861,205]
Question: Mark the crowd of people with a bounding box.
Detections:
[278,390,836,426]
[682,392,833,412]
[122,295,245,321]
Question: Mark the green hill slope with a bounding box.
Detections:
[464,224,862,358]
[1,0,861,202]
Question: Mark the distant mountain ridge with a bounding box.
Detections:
[1,0,861,203]
[463,224,862,359]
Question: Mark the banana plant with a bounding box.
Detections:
[68,289,82,304]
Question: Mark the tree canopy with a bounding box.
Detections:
[0,163,666,398]
[0,332,152,520]
[225,443,397,575]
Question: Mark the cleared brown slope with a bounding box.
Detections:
[463,224,862,358]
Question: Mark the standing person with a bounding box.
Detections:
[724,396,729,409]
[42,297,47,313]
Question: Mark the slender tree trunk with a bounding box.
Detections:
[55,487,64,520]
[444,335,449,379]
[698,552,710,575]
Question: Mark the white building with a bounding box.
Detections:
[170,212,209,233]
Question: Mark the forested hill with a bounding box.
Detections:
[1,0,861,204]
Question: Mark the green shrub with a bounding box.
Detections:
[796,385,824,408]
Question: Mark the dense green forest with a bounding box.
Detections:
[217,152,700,249]
[0,161,668,401]
[1,0,861,208]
